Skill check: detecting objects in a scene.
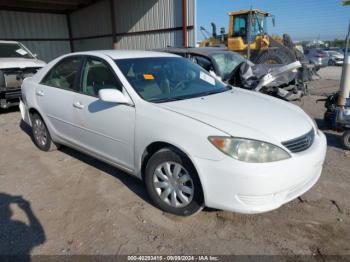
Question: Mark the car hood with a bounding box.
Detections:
[158,88,313,144]
[0,58,46,69]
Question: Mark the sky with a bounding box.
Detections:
[196,0,350,42]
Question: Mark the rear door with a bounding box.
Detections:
[71,56,136,170]
[36,56,83,143]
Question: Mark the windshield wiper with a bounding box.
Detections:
[149,97,188,103]
[197,87,231,97]
[150,87,232,103]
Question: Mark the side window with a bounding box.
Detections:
[41,57,82,90]
[81,57,122,97]
[233,16,247,37]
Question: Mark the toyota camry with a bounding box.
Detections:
[20,50,327,216]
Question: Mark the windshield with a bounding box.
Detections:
[211,52,246,80]
[0,43,34,59]
[115,57,230,103]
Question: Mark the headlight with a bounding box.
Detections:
[208,136,290,163]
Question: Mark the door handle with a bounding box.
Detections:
[73,101,84,109]
[36,90,44,96]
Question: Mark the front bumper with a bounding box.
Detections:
[194,132,327,214]
[19,99,31,125]
[0,88,21,109]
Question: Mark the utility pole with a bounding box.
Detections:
[338,1,350,106]
[338,20,350,107]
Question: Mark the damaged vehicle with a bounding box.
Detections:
[0,41,46,109]
[157,47,307,101]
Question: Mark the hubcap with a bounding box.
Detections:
[33,119,47,147]
[153,162,194,208]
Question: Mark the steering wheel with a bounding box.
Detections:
[172,80,191,92]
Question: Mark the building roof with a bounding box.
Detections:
[0,0,103,14]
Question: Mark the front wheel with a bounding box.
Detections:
[144,148,204,216]
[342,131,350,150]
[31,113,57,152]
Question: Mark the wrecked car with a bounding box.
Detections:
[157,47,307,101]
[0,41,46,109]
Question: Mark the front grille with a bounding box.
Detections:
[282,129,315,153]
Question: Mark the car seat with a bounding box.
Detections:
[128,62,165,100]
[86,65,118,96]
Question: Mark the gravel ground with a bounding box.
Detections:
[0,66,349,257]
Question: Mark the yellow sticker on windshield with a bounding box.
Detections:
[143,74,155,80]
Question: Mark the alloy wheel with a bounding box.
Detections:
[33,118,48,147]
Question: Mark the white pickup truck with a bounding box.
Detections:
[0,41,46,109]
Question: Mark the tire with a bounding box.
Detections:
[323,111,333,129]
[254,48,295,65]
[144,148,204,216]
[342,131,350,150]
[31,113,57,152]
[328,60,335,66]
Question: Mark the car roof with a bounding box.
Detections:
[73,50,179,59]
[156,47,231,57]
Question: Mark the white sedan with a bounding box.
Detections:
[20,50,327,216]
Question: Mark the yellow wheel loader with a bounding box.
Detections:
[199,9,315,80]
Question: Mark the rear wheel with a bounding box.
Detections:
[254,48,295,65]
[144,148,204,216]
[31,113,57,152]
[342,131,350,150]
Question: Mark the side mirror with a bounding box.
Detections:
[272,17,276,27]
[33,53,38,58]
[98,89,132,105]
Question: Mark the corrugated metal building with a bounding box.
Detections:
[0,0,196,62]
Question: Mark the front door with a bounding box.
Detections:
[72,56,135,170]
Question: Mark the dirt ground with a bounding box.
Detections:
[0,66,349,256]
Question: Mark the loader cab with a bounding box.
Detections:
[228,9,271,52]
